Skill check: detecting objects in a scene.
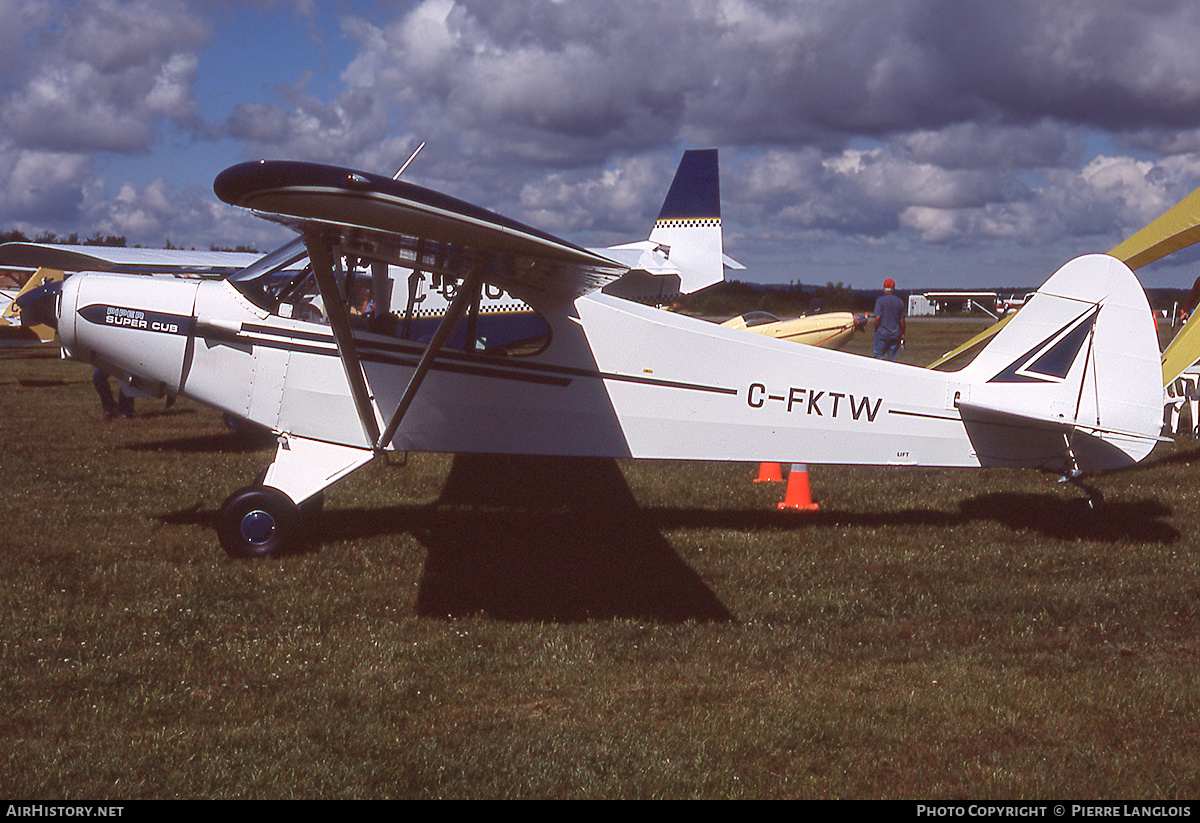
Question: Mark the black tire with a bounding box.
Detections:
[217,485,298,559]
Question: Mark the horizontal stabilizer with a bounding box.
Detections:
[958,402,1165,472]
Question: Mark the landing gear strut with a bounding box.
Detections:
[215,433,370,558]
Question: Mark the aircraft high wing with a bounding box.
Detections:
[0,244,264,278]
[1,150,1165,559]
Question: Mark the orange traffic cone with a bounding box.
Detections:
[778,464,819,510]
[754,462,783,482]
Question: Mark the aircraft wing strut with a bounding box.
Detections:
[376,260,484,451]
[304,229,489,453]
[304,235,382,447]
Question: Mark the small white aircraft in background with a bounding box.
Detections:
[0,150,1165,558]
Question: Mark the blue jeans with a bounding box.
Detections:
[93,369,134,416]
[873,336,901,361]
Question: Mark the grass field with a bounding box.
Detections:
[3,318,1200,799]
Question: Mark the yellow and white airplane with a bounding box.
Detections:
[0,267,64,343]
[1,150,1165,559]
[720,310,868,349]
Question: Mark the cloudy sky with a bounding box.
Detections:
[4,0,1200,290]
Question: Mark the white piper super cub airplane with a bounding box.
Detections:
[5,149,1165,558]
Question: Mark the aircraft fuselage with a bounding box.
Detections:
[59,257,1157,478]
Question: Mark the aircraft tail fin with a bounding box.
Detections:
[647,148,732,294]
[953,254,1162,472]
[600,148,740,303]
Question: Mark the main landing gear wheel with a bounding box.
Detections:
[217,485,299,559]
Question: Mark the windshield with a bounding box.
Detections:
[228,237,314,315]
[742,311,781,327]
[229,236,309,284]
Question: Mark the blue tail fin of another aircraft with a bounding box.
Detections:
[648,149,735,294]
[656,149,721,222]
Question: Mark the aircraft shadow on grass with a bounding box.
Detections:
[158,454,1178,623]
[953,493,1176,543]
[160,454,735,623]
[647,494,1177,545]
[325,455,735,623]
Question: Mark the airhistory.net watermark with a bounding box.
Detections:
[5,807,124,817]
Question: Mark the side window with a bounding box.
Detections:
[393,274,551,356]
[232,247,550,357]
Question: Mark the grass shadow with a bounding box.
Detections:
[16,377,76,387]
[157,457,1177,623]
[957,492,1178,543]
[644,489,1177,544]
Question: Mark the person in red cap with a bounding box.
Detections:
[872,277,906,360]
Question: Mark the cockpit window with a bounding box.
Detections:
[227,237,313,315]
[226,238,550,356]
[229,237,309,284]
[741,311,781,327]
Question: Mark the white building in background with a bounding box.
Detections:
[908,294,934,316]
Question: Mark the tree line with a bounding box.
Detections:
[1,229,128,247]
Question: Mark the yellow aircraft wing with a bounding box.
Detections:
[1108,183,1200,386]
[927,313,1015,370]
[930,183,1200,381]
[1108,185,1200,270]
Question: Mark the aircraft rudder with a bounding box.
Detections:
[656,149,720,223]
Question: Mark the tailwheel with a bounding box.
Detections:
[1058,469,1105,511]
[217,485,299,559]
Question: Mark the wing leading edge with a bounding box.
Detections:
[0,243,264,278]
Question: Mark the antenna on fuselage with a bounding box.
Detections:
[393,142,426,180]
